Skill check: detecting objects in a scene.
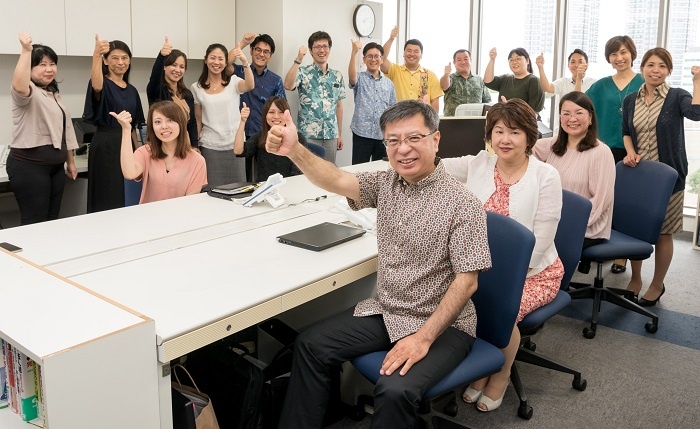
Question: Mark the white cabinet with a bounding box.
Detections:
[65,0,132,56]
[130,0,189,58]
[0,251,160,429]
[0,1,67,54]
[187,0,237,59]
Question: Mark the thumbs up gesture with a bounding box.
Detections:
[240,102,250,122]
[161,36,173,57]
[94,34,110,57]
[266,110,299,157]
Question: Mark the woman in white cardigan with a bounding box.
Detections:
[442,99,563,412]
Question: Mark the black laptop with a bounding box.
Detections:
[276,222,366,251]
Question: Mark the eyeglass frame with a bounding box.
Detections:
[382,130,437,148]
[312,44,331,51]
[364,54,383,60]
[252,47,272,56]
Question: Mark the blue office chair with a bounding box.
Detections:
[306,143,326,159]
[511,190,592,418]
[124,179,143,207]
[569,161,678,338]
[351,212,534,427]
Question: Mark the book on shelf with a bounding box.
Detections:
[1,339,46,427]
[1,341,7,409]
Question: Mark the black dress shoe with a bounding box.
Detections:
[638,285,665,307]
[577,261,591,274]
[611,263,626,274]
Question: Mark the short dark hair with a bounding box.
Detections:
[308,31,332,49]
[252,34,275,54]
[31,44,59,93]
[568,49,589,64]
[102,40,133,83]
[197,43,231,89]
[363,42,384,56]
[641,47,673,73]
[604,36,637,64]
[551,91,599,156]
[380,100,439,134]
[485,98,538,155]
[508,48,533,74]
[453,49,471,61]
[404,39,423,53]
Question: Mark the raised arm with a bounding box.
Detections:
[440,63,452,91]
[266,110,359,200]
[110,110,144,180]
[233,103,249,155]
[381,26,398,74]
[12,33,33,97]
[227,32,256,75]
[483,48,497,84]
[232,48,254,93]
[692,66,700,105]
[348,40,361,86]
[91,34,110,94]
[381,271,479,376]
[146,37,171,101]
[573,63,588,92]
[535,53,555,93]
[284,45,307,90]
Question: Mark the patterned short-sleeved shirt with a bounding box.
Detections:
[348,160,492,342]
[443,73,492,116]
[349,71,396,140]
[294,64,346,139]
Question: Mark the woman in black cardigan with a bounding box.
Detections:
[146,37,198,148]
[621,47,700,306]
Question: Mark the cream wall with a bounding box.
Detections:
[0,0,384,168]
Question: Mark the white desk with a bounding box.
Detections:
[0,160,388,429]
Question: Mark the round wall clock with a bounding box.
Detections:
[353,4,376,38]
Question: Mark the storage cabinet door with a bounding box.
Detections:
[0,1,67,54]
[65,0,132,56]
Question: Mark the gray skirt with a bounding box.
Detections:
[200,147,246,188]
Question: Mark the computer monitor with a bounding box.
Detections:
[437,117,487,159]
[454,103,485,117]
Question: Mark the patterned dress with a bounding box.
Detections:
[485,167,564,323]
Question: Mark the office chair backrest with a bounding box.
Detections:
[555,190,592,289]
[612,160,677,244]
[474,212,534,348]
[454,103,485,117]
[306,143,326,159]
[124,179,143,207]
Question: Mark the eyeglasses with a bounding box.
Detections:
[312,45,330,51]
[364,54,382,60]
[560,111,589,120]
[253,47,272,56]
[382,131,436,148]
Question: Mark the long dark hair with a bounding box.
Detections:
[197,43,231,89]
[31,44,59,93]
[102,40,133,83]
[258,96,291,148]
[162,49,192,100]
[551,91,599,156]
[146,101,192,159]
[508,47,533,74]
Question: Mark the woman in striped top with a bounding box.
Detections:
[621,48,700,306]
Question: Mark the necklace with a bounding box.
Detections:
[497,157,528,182]
[617,81,632,114]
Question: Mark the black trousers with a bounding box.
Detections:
[610,147,627,165]
[279,308,473,429]
[6,156,66,225]
[352,133,387,165]
[87,127,125,213]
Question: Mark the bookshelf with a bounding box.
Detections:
[0,250,160,429]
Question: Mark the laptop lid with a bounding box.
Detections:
[276,222,366,251]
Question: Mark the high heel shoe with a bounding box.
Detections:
[462,386,483,404]
[476,381,509,412]
[611,263,627,274]
[638,284,665,307]
[625,283,641,303]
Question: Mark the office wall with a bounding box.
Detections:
[0,0,376,168]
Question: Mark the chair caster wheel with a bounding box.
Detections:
[518,404,533,420]
[572,378,587,391]
[645,322,658,333]
[582,327,596,339]
[443,399,458,417]
[524,340,536,352]
[348,405,366,422]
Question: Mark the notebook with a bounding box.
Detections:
[207,182,259,201]
[276,222,366,251]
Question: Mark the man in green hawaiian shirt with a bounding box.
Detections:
[440,49,492,116]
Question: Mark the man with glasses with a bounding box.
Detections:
[228,33,286,140]
[284,31,345,164]
[381,26,444,112]
[266,100,491,429]
[348,41,396,164]
[441,49,492,116]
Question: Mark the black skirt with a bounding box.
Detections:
[87,127,125,213]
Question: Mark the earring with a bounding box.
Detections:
[589,122,592,125]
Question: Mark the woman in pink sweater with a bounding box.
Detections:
[111,100,207,204]
[533,91,616,249]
